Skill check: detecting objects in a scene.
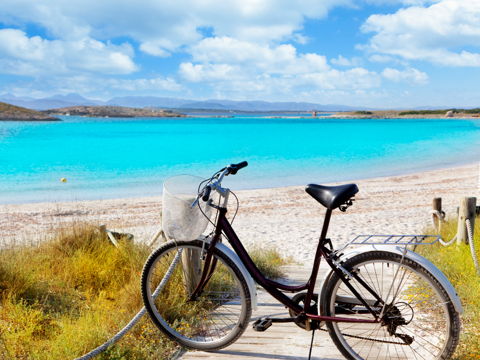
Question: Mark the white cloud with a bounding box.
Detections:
[0,29,137,75]
[188,37,329,75]
[300,68,381,90]
[0,0,448,105]
[0,0,351,57]
[331,55,362,67]
[179,36,381,101]
[364,0,439,5]
[369,54,396,63]
[108,77,183,92]
[179,63,237,82]
[1,75,183,99]
[382,67,428,84]
[362,0,480,66]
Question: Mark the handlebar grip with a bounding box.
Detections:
[228,161,248,175]
[234,161,248,170]
[202,185,212,202]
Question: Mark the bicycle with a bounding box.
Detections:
[141,161,462,359]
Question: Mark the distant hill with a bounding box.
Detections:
[0,93,366,112]
[107,96,188,109]
[107,97,361,112]
[0,93,102,110]
[0,102,59,121]
[45,105,185,118]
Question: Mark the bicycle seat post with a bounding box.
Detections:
[319,209,333,244]
[304,208,333,313]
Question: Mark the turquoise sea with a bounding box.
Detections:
[1,116,479,204]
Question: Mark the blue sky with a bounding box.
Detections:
[0,0,479,108]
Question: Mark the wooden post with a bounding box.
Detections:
[432,197,443,232]
[457,197,477,244]
[182,248,202,295]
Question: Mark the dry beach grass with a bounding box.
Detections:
[0,224,285,359]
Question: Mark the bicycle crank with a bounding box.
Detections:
[288,292,321,330]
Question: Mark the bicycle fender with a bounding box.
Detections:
[215,242,258,311]
[335,245,463,314]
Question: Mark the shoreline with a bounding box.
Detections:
[2,162,479,262]
[2,158,479,206]
[0,156,480,207]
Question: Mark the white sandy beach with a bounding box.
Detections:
[1,163,479,264]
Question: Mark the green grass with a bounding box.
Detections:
[399,108,480,115]
[250,246,287,279]
[399,109,451,115]
[462,108,480,114]
[0,224,285,359]
[353,111,373,115]
[417,218,480,359]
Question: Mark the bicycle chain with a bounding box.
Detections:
[318,327,408,345]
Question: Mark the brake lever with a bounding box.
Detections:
[191,196,200,208]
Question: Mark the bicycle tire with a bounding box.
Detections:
[320,251,460,360]
[141,240,252,351]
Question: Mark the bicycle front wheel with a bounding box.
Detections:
[320,251,460,360]
[141,240,252,351]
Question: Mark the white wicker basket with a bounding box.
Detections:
[162,175,211,241]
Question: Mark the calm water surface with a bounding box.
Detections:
[1,116,479,203]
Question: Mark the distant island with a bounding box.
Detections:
[0,102,59,121]
[328,109,480,119]
[45,105,185,118]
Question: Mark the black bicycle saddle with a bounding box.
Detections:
[305,183,358,210]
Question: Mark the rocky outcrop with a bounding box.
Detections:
[0,102,59,121]
[45,106,185,118]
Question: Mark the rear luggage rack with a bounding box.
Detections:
[338,234,442,253]
[349,234,441,246]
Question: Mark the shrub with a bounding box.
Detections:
[418,219,480,359]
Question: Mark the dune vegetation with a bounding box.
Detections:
[0,224,285,359]
[418,219,480,359]
[399,108,480,116]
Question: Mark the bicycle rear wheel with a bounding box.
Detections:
[141,240,252,351]
[320,251,460,360]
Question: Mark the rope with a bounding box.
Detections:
[75,307,147,359]
[432,210,458,245]
[438,234,457,246]
[75,230,177,360]
[433,211,478,275]
[431,209,445,232]
[466,218,480,275]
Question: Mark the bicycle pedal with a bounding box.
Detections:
[252,318,272,332]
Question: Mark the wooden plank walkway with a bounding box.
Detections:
[180,265,344,360]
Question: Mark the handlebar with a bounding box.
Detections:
[227,161,248,175]
[194,160,248,204]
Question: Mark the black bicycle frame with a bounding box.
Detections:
[194,205,381,324]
